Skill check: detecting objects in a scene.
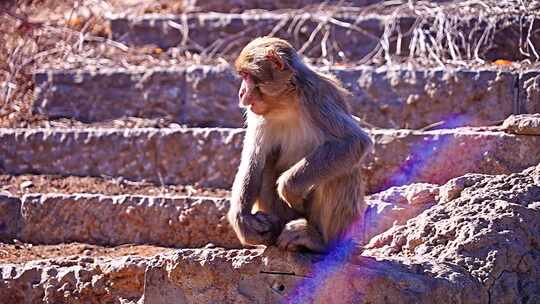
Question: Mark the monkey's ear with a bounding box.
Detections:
[266,49,285,71]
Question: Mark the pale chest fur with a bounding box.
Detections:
[263,114,323,172]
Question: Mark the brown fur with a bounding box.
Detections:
[228,37,373,252]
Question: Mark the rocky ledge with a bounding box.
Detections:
[1,163,539,303]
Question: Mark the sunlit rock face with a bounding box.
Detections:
[364,163,540,304]
[365,183,439,240]
[503,114,540,135]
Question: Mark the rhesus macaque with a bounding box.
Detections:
[227,37,373,252]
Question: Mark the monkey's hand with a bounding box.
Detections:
[276,172,307,213]
[229,210,280,246]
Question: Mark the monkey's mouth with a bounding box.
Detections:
[247,105,265,115]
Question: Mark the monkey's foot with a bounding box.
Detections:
[277,219,326,253]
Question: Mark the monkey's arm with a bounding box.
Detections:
[277,113,373,207]
[228,127,278,245]
[230,138,263,215]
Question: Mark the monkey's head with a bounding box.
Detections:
[234,37,297,116]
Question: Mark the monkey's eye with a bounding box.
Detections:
[251,75,261,85]
[239,71,261,87]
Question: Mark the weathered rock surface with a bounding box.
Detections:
[333,67,518,129]
[0,247,484,304]
[0,246,487,303]
[140,246,484,304]
[0,183,436,249]
[1,127,540,192]
[33,65,243,127]
[0,254,149,303]
[521,72,540,114]
[34,65,524,129]
[1,165,538,303]
[16,194,238,248]
[0,195,20,240]
[364,183,439,240]
[108,12,540,61]
[365,164,540,304]
[503,113,540,135]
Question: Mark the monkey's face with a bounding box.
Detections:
[238,71,268,116]
[237,65,294,117]
[235,39,297,117]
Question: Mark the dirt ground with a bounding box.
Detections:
[0,241,173,264]
[0,174,231,197]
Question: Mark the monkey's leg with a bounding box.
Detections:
[310,171,367,248]
[276,218,326,253]
[253,159,299,244]
[276,128,372,210]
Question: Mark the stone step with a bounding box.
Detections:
[0,247,482,304]
[0,183,437,248]
[0,193,238,249]
[34,65,539,129]
[108,11,412,59]
[108,11,540,61]
[1,116,539,193]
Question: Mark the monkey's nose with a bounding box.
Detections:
[239,90,253,107]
